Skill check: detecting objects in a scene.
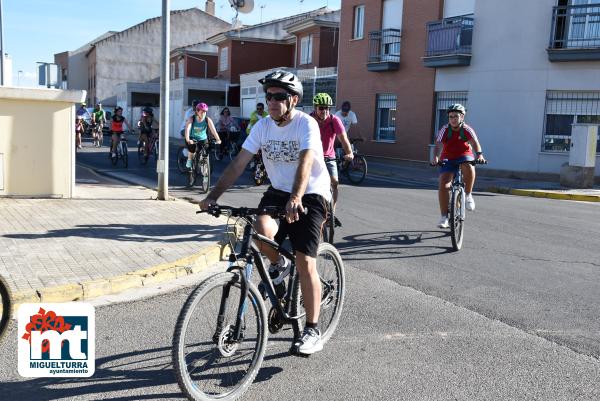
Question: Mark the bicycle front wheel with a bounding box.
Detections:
[200,157,211,193]
[173,272,268,401]
[345,155,367,185]
[450,187,465,251]
[122,143,129,168]
[0,275,12,341]
[292,242,345,345]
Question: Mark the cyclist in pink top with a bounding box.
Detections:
[310,93,353,214]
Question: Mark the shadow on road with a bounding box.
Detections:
[3,224,223,244]
[1,342,290,400]
[337,230,454,260]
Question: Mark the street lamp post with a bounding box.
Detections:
[17,70,22,86]
[157,0,170,200]
[0,0,5,86]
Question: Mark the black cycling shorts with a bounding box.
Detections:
[258,186,327,258]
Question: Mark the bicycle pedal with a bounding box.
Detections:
[334,216,343,227]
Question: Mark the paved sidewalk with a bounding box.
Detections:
[366,159,600,202]
[0,167,228,307]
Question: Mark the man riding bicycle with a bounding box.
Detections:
[91,103,105,147]
[137,107,159,157]
[110,106,133,159]
[183,102,221,170]
[431,104,486,228]
[310,93,353,219]
[199,70,331,355]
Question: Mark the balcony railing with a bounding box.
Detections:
[367,29,401,72]
[422,15,473,68]
[548,3,600,61]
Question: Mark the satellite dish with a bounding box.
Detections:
[229,0,254,14]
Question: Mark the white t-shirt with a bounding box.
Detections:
[334,110,358,133]
[180,107,195,131]
[243,111,331,200]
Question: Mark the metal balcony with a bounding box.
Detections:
[548,3,600,61]
[367,29,401,72]
[422,15,473,68]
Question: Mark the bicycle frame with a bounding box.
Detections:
[217,220,302,343]
[451,168,466,220]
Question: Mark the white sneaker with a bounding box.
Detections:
[466,194,475,211]
[438,216,449,229]
[295,327,323,355]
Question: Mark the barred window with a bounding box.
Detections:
[543,91,600,153]
[433,91,468,142]
[375,94,397,141]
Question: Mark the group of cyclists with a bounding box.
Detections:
[194,69,485,355]
[75,70,484,355]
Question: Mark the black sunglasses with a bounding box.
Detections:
[266,92,290,102]
[317,106,329,111]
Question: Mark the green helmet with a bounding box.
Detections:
[313,93,333,107]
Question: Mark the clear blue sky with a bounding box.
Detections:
[3,0,340,87]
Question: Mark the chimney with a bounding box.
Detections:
[205,0,215,16]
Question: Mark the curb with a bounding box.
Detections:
[487,187,600,202]
[11,243,230,310]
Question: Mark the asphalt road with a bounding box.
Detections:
[0,138,598,400]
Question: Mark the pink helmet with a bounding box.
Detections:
[196,102,209,112]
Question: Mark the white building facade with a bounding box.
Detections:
[430,0,600,176]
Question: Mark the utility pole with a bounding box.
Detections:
[158,0,170,200]
[0,0,5,86]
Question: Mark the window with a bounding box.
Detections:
[375,94,397,141]
[170,62,175,80]
[220,47,228,71]
[543,91,600,153]
[300,35,313,65]
[433,91,468,142]
[353,5,365,39]
[178,59,184,78]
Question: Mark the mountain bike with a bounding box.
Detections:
[110,132,129,168]
[91,122,103,147]
[0,275,12,342]
[138,134,159,165]
[437,159,487,251]
[188,141,211,192]
[214,128,241,162]
[172,205,345,401]
[336,138,367,185]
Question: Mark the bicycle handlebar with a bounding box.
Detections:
[196,204,308,219]
[430,159,488,167]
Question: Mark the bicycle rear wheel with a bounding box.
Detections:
[173,272,268,401]
[345,155,367,185]
[450,187,465,251]
[292,242,345,345]
[0,275,12,341]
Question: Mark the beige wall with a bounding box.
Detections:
[0,87,85,198]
